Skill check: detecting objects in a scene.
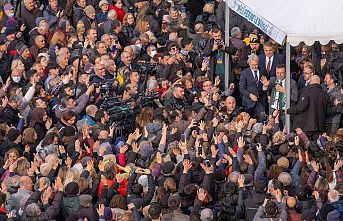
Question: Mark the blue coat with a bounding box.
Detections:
[239,68,264,109]
[258,53,284,79]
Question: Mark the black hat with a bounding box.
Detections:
[7,129,21,142]
[65,182,79,196]
[17,44,28,54]
[79,194,92,207]
[4,25,17,36]
[63,126,76,137]
[132,198,143,209]
[161,161,175,175]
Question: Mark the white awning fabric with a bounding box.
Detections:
[227,0,343,46]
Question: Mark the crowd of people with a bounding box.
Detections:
[0,0,342,220]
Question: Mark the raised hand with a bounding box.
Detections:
[237,136,245,148]
[237,174,245,188]
[182,159,193,173]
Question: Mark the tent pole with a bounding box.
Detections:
[285,42,291,133]
[224,3,230,90]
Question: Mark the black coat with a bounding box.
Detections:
[287,84,328,132]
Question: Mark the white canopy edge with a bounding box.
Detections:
[226,0,343,46]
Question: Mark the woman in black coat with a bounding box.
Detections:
[29,108,52,142]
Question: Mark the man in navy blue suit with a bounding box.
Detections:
[258,41,284,79]
[239,54,267,122]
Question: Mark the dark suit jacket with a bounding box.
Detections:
[264,77,299,111]
[258,53,284,79]
[239,68,265,109]
[287,84,328,132]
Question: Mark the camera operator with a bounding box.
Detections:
[203,27,237,90]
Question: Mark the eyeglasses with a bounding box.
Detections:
[170,47,179,51]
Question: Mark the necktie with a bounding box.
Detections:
[267,57,271,73]
[254,71,258,83]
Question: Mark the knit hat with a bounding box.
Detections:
[7,128,21,142]
[4,3,14,11]
[65,182,79,196]
[17,44,28,54]
[84,5,95,18]
[161,161,175,175]
[277,157,289,169]
[4,25,17,36]
[168,194,181,209]
[132,198,144,209]
[99,0,109,7]
[79,194,92,207]
[35,17,45,26]
[139,141,153,161]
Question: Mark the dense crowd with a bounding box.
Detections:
[0,0,342,220]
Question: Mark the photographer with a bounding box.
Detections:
[203,27,237,90]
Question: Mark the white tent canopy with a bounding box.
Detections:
[227,0,343,46]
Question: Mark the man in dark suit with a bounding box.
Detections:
[239,54,267,122]
[261,64,299,128]
[258,41,284,79]
[286,75,328,140]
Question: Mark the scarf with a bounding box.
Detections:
[271,79,285,110]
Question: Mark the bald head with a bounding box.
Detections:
[19,176,33,190]
[310,75,320,85]
[98,130,109,140]
[287,197,297,208]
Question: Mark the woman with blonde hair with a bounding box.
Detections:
[122,13,135,40]
[134,18,150,38]
[11,59,25,76]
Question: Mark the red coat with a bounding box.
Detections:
[109,5,126,22]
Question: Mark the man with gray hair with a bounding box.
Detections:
[7,176,33,215]
[230,26,249,64]
[99,10,118,36]
[239,54,267,122]
[200,208,213,221]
